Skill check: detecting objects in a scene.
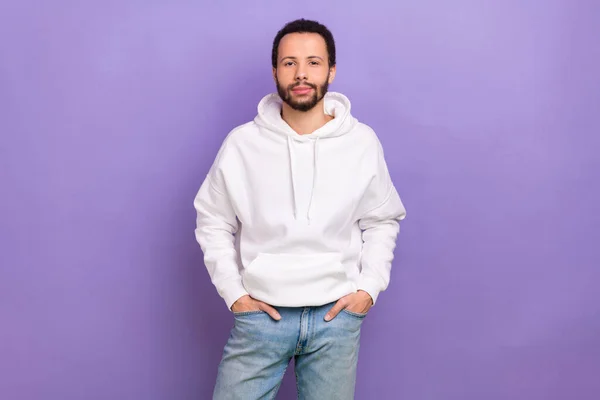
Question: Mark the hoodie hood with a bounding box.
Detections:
[253,92,358,223]
[254,91,358,140]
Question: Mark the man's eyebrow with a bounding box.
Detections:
[280,56,325,62]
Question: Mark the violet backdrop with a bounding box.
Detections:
[1,1,599,399]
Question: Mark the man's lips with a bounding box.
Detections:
[291,86,313,95]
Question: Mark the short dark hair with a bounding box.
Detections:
[271,19,336,68]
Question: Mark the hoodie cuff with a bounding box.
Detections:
[357,275,383,306]
[220,280,250,311]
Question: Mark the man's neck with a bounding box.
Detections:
[281,100,334,135]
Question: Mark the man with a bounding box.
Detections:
[194,18,406,399]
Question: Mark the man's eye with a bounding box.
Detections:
[284,62,295,66]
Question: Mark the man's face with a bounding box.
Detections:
[273,32,336,112]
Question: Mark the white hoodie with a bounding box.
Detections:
[194,92,406,310]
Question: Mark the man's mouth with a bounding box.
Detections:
[291,86,314,95]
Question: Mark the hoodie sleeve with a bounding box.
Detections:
[193,145,248,310]
[356,138,407,306]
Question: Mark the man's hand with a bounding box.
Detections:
[230,295,281,321]
[324,290,373,321]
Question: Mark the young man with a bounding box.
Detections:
[194,19,406,399]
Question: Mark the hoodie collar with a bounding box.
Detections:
[254,91,357,140]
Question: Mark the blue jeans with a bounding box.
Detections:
[213,301,366,399]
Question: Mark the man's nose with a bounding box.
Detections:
[295,67,308,81]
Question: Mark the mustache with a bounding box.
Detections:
[288,82,318,90]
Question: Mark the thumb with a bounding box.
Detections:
[324,299,345,322]
[259,302,281,321]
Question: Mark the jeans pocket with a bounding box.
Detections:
[341,309,367,319]
[232,310,265,317]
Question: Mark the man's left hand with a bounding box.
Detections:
[324,290,373,321]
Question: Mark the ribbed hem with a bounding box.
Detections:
[220,281,249,311]
[357,275,383,306]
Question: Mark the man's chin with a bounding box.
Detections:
[289,103,317,112]
[289,96,322,110]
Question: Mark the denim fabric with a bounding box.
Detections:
[213,301,365,399]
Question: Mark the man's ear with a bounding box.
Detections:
[272,67,277,82]
[328,65,337,84]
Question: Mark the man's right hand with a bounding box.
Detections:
[230,295,281,321]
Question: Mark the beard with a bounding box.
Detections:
[276,73,330,112]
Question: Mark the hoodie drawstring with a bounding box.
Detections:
[306,137,319,223]
[286,136,298,219]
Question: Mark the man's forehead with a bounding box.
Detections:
[278,33,327,56]
[279,32,326,47]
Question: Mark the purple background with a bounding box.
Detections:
[1,1,599,399]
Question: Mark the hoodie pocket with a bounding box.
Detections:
[242,252,355,307]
